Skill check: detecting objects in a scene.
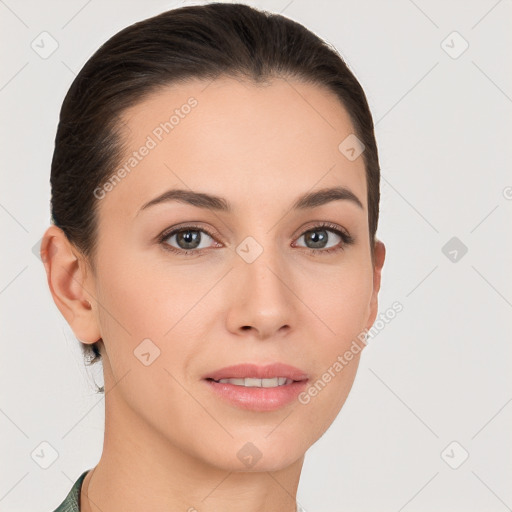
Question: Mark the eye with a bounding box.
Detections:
[293,222,355,255]
[158,221,355,257]
[158,223,219,256]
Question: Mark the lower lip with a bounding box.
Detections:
[203,379,309,412]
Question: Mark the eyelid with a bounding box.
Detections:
[156,222,221,251]
[291,221,355,253]
[292,220,351,240]
[157,221,354,255]
[158,222,219,239]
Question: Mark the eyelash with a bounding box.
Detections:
[157,221,355,257]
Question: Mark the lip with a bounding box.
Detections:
[202,363,309,412]
[202,363,309,381]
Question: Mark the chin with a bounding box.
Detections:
[200,433,308,473]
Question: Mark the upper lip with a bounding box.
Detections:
[203,363,309,381]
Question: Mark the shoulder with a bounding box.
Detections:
[51,470,90,512]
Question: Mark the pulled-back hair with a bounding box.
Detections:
[50,2,380,368]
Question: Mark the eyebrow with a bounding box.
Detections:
[138,185,364,215]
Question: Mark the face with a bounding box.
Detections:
[56,76,384,472]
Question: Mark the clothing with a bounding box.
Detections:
[52,469,307,511]
[52,470,89,512]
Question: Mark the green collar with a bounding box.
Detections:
[52,469,307,511]
[52,470,89,512]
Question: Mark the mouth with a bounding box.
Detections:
[202,363,309,411]
[202,362,309,382]
[205,376,299,387]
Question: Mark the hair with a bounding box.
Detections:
[50,2,380,374]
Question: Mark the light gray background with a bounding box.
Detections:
[1,0,511,511]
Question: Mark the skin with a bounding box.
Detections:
[41,76,385,512]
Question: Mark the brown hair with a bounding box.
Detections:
[50,2,380,370]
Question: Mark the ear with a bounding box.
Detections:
[365,238,386,331]
[40,225,101,345]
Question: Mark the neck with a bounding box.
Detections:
[80,380,304,512]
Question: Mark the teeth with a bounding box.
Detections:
[216,377,292,387]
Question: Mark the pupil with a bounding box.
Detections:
[178,230,200,249]
[306,229,327,248]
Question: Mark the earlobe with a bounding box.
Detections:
[40,225,101,344]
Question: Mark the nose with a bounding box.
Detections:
[225,244,298,340]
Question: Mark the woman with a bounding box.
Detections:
[42,2,385,511]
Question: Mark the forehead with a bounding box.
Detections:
[99,76,367,220]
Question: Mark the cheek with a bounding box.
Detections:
[306,260,373,342]
[94,256,195,416]
[296,263,371,415]
[94,246,210,381]
[95,239,187,335]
